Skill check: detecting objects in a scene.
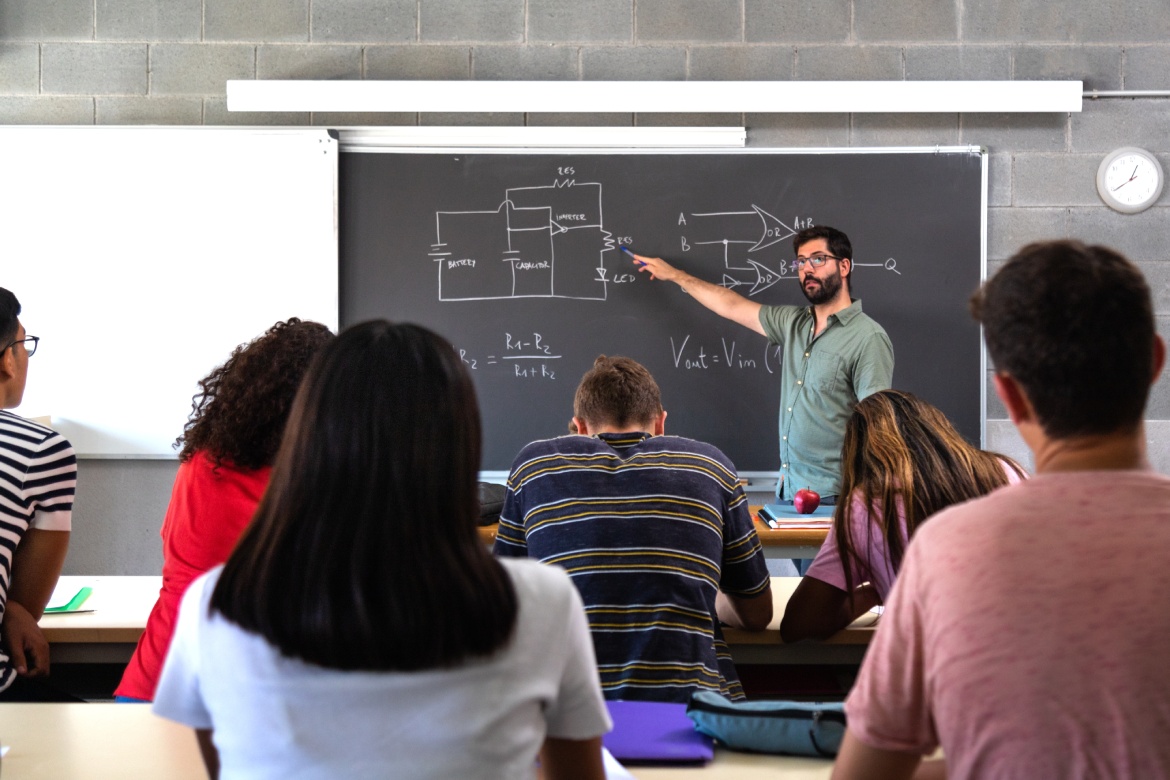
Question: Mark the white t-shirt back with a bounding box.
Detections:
[154,558,611,780]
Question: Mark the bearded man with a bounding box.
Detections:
[633,226,893,505]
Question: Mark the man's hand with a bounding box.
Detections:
[2,600,50,677]
[631,253,687,284]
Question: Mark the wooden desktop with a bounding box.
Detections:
[0,703,835,779]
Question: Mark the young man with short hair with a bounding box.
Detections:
[833,241,1170,779]
[494,356,772,703]
[0,287,77,701]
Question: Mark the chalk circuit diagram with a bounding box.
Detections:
[685,206,901,295]
[687,205,802,296]
[429,179,613,301]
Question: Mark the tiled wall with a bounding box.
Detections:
[2,0,1164,573]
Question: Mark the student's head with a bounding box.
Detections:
[211,320,517,671]
[971,240,1163,439]
[573,355,664,434]
[177,318,334,469]
[0,287,30,409]
[835,389,1022,591]
[793,225,853,303]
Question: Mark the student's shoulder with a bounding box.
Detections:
[509,435,602,469]
[0,410,75,455]
[649,435,739,470]
[498,558,576,603]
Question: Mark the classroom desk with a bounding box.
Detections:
[0,703,833,780]
[39,576,161,664]
[478,510,831,561]
[39,576,873,667]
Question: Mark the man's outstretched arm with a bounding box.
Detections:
[632,253,765,336]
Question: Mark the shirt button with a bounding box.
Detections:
[782,436,787,440]
[782,463,788,468]
[797,380,802,385]
[805,352,810,357]
[786,407,792,412]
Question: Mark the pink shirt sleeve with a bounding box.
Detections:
[804,493,901,602]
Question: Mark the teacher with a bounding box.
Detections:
[633,225,894,504]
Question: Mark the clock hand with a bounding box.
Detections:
[1112,178,1133,191]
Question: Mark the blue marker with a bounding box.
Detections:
[620,246,646,266]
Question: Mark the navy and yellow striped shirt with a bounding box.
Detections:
[494,432,769,703]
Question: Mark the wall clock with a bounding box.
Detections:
[1096,147,1164,214]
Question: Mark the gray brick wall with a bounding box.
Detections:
[2,0,1166,572]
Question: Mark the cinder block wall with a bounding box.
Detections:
[2,1,1166,573]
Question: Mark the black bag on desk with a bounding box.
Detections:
[686,691,846,758]
[478,482,507,526]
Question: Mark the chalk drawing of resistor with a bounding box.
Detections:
[429,180,614,302]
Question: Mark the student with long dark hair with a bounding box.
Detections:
[781,389,1025,642]
[153,321,610,779]
[116,318,334,702]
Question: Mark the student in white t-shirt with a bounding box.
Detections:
[153,321,611,780]
[780,389,1025,642]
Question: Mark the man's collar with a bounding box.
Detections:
[827,298,863,324]
[596,431,653,448]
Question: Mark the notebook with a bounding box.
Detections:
[757,502,834,529]
[601,700,714,765]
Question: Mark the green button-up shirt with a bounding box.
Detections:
[759,299,894,499]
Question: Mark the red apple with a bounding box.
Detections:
[794,487,820,514]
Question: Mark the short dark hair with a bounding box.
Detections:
[177,318,334,469]
[211,320,517,671]
[0,287,21,347]
[793,225,852,262]
[970,240,1156,438]
[573,355,663,430]
[794,225,854,291]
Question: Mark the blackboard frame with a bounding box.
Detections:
[340,145,988,486]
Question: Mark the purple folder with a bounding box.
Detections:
[602,700,715,765]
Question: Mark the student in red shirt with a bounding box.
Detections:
[114,318,333,702]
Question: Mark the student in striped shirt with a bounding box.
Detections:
[495,355,772,703]
[0,287,77,701]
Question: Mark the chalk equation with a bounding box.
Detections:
[457,332,562,380]
[670,335,762,371]
[431,175,614,302]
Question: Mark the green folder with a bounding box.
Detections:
[44,586,93,613]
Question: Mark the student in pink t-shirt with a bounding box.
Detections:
[113,318,333,702]
[780,389,1025,642]
[834,241,1170,780]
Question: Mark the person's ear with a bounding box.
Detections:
[1152,335,1166,385]
[0,345,14,381]
[654,410,667,437]
[572,416,590,436]
[840,257,852,280]
[993,373,1034,426]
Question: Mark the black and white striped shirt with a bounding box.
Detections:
[0,410,77,691]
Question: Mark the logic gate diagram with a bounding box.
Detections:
[429,179,613,301]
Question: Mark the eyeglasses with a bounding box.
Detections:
[3,335,38,357]
[795,253,842,269]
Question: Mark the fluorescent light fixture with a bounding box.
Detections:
[228,80,1083,114]
[337,126,746,149]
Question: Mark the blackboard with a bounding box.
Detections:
[340,148,985,475]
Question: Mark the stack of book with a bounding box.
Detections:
[757,503,834,530]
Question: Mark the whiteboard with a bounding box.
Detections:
[1,127,339,457]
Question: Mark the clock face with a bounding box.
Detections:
[1104,153,1160,206]
[1098,148,1164,213]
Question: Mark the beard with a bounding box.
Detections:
[801,268,843,305]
